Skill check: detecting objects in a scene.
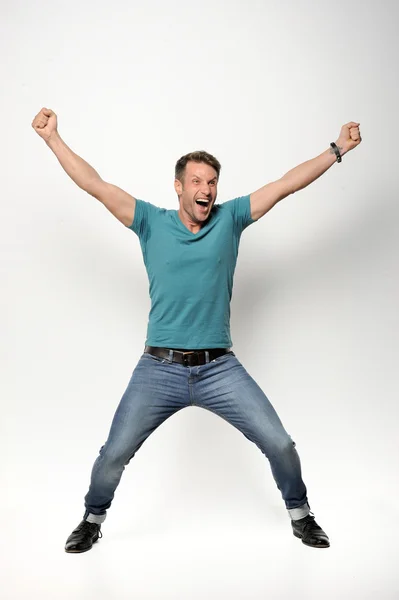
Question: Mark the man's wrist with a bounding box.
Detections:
[334,141,347,156]
[45,131,62,149]
[329,141,346,162]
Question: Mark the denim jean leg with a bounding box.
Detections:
[83,353,189,520]
[195,353,309,513]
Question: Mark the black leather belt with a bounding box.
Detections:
[144,346,231,367]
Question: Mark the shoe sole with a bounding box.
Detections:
[293,531,330,548]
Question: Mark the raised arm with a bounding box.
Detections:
[250,122,362,221]
[31,108,136,227]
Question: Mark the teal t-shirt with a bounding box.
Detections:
[127,195,257,349]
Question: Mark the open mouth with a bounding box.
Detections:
[195,199,210,207]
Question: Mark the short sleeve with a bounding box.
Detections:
[126,199,162,239]
[220,194,257,234]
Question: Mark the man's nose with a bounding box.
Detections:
[200,185,211,196]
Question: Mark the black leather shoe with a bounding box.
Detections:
[291,514,330,548]
[65,520,103,553]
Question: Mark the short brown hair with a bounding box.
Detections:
[175,150,221,182]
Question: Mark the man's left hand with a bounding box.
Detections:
[336,122,362,155]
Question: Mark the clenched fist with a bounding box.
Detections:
[336,121,362,155]
[32,108,58,142]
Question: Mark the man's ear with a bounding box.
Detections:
[174,178,183,196]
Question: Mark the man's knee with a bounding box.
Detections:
[98,442,137,470]
[259,433,296,458]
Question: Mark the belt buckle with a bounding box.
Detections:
[182,351,196,367]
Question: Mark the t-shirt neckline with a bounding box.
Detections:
[173,210,213,236]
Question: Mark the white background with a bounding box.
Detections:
[2,0,398,598]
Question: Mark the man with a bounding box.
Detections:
[32,108,361,553]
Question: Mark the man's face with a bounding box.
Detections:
[174,161,218,226]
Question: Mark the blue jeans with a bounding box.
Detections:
[83,351,309,522]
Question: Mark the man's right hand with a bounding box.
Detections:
[32,107,58,142]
